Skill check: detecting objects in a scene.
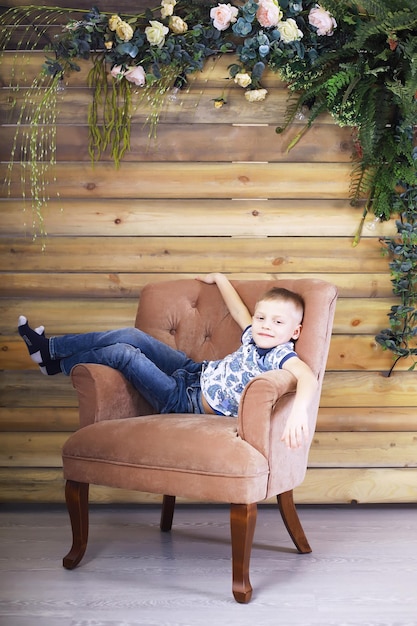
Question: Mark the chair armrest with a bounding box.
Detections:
[71,363,154,428]
[237,370,297,458]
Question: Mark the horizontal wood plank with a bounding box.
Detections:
[3,162,352,200]
[0,236,389,273]
[316,407,417,432]
[1,371,415,409]
[0,407,79,432]
[0,199,395,238]
[295,468,417,504]
[1,296,398,335]
[0,84,330,126]
[0,273,393,299]
[2,431,417,468]
[308,432,417,468]
[2,406,416,433]
[320,371,417,408]
[0,123,355,163]
[1,467,417,504]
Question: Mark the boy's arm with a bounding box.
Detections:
[196,273,252,330]
[281,357,318,449]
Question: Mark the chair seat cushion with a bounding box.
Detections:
[62,415,270,504]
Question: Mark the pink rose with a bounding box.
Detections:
[124,66,146,86]
[210,3,238,31]
[308,5,337,36]
[110,65,146,87]
[110,65,124,79]
[256,0,283,28]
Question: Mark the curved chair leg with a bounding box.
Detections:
[160,494,176,532]
[63,480,89,569]
[230,503,257,603]
[277,490,312,554]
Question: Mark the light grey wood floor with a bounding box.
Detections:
[1,503,417,626]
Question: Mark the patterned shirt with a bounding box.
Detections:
[200,326,297,417]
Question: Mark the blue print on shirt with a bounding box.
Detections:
[200,326,297,417]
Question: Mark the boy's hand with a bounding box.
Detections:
[195,273,219,285]
[281,411,309,449]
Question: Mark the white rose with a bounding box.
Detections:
[308,5,337,36]
[210,3,239,31]
[234,72,252,88]
[145,20,169,48]
[277,18,303,44]
[161,0,176,19]
[245,88,268,102]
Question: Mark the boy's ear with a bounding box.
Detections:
[292,324,302,340]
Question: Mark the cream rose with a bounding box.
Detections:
[308,5,337,36]
[169,15,188,34]
[245,88,268,102]
[210,3,239,31]
[256,0,283,28]
[277,18,303,43]
[161,0,176,19]
[115,21,134,42]
[234,72,252,88]
[108,15,122,31]
[145,20,169,47]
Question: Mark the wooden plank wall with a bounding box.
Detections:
[1,1,416,505]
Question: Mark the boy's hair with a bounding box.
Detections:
[257,287,305,320]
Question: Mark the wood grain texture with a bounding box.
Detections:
[3,162,352,199]
[1,45,414,505]
[0,199,395,237]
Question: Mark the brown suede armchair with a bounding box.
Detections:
[62,278,337,603]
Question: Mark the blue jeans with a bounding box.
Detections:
[50,328,205,414]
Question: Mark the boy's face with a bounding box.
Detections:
[251,298,302,350]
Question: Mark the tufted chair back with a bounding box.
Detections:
[135,278,331,381]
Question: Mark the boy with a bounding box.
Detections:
[18,273,317,449]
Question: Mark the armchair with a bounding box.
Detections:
[62,278,337,602]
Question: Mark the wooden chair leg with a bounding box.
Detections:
[63,480,89,570]
[160,494,176,532]
[277,489,312,554]
[230,503,257,604]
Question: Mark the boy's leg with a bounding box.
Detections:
[60,343,196,413]
[50,327,199,374]
[19,320,199,376]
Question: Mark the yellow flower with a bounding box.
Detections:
[115,21,134,42]
[213,96,227,108]
[108,14,122,31]
[104,41,113,50]
[169,15,188,34]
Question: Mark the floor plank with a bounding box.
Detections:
[1,504,417,625]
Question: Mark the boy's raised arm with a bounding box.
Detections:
[196,273,252,330]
